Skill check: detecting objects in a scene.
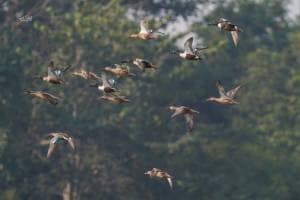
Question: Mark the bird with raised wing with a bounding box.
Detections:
[171,37,207,60]
[103,64,135,77]
[33,61,67,84]
[169,105,200,132]
[208,18,243,46]
[145,168,173,189]
[122,58,157,71]
[129,20,165,40]
[48,60,72,77]
[47,132,75,158]
[90,73,118,94]
[206,80,242,105]
[99,94,130,104]
[25,90,59,105]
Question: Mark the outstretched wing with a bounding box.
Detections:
[44,93,59,105]
[184,114,194,132]
[231,31,239,46]
[47,62,58,78]
[101,73,111,87]
[183,37,194,54]
[140,20,149,33]
[62,64,72,73]
[171,108,184,118]
[167,177,173,189]
[67,138,75,150]
[226,84,242,98]
[48,69,58,78]
[216,80,226,97]
[47,138,56,158]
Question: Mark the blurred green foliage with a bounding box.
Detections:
[0,0,300,199]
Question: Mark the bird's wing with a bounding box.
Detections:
[42,92,58,100]
[141,60,153,68]
[42,93,59,105]
[134,59,145,70]
[231,31,239,47]
[167,177,173,189]
[226,84,242,98]
[108,78,116,86]
[62,64,72,73]
[184,114,194,132]
[216,80,226,97]
[171,109,183,118]
[47,137,57,158]
[68,138,75,150]
[53,69,62,77]
[190,108,200,114]
[101,73,111,87]
[48,66,57,78]
[89,72,102,81]
[183,37,194,54]
[152,168,161,172]
[140,20,149,33]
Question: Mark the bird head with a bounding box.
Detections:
[206,97,217,102]
[168,106,176,111]
[144,170,152,175]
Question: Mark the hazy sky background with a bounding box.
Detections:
[288,0,300,19]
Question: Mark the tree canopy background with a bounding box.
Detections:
[1,0,300,199]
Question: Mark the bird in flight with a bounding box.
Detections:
[122,58,157,71]
[46,132,75,158]
[206,80,242,105]
[144,168,173,189]
[171,37,207,60]
[168,105,200,132]
[129,20,165,40]
[25,90,60,105]
[208,18,243,46]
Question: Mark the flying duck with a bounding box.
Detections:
[34,61,69,84]
[48,60,71,77]
[90,73,118,94]
[99,94,130,104]
[171,37,208,60]
[122,58,157,71]
[206,80,242,105]
[47,132,75,158]
[169,105,200,132]
[208,18,243,46]
[25,90,59,105]
[144,168,173,189]
[129,20,165,40]
[103,64,136,77]
[72,69,102,81]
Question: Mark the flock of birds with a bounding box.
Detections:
[24,18,243,189]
